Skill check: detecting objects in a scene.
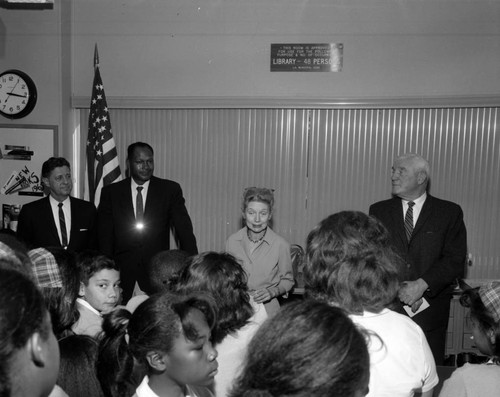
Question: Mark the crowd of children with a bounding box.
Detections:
[1,204,499,396]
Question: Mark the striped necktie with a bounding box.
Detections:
[58,202,68,248]
[404,201,415,242]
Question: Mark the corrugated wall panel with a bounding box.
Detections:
[307,107,500,280]
[81,108,309,252]
[81,106,500,280]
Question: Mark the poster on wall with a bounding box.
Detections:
[0,124,58,229]
[270,43,343,72]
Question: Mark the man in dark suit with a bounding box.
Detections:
[17,157,97,252]
[369,153,467,365]
[97,142,198,302]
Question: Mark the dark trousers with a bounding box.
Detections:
[423,325,447,366]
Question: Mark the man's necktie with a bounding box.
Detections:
[136,186,144,222]
[58,202,68,248]
[404,201,415,242]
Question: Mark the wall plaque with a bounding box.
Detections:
[271,43,343,72]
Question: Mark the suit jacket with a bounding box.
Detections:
[17,196,97,252]
[369,195,467,330]
[97,176,197,275]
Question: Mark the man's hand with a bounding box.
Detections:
[252,288,273,303]
[399,278,428,306]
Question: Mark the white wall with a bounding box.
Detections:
[70,0,500,101]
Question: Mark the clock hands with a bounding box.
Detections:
[6,92,27,98]
[4,79,21,103]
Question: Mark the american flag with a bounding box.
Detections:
[86,44,122,206]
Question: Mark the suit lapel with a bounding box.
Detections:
[43,197,61,245]
[412,195,433,238]
[390,198,408,248]
[122,178,135,219]
[143,177,160,219]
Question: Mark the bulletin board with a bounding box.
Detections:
[0,124,57,231]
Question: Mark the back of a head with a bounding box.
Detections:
[147,249,190,294]
[0,234,33,278]
[230,299,369,397]
[29,247,80,338]
[175,251,253,343]
[303,211,403,313]
[58,335,105,397]
[0,268,55,397]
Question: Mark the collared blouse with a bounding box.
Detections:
[225,227,294,295]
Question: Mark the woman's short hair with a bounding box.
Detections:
[460,283,500,360]
[304,211,404,314]
[97,292,217,397]
[58,335,105,397]
[175,251,253,343]
[0,268,51,396]
[241,187,275,212]
[229,299,369,397]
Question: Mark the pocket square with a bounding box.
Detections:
[79,228,88,231]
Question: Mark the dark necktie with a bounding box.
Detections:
[136,186,144,222]
[58,202,68,248]
[404,201,415,242]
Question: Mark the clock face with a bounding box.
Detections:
[0,70,37,119]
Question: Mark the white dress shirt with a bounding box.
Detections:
[49,195,71,245]
[131,179,150,218]
[402,192,427,227]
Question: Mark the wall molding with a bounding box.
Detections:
[72,95,500,110]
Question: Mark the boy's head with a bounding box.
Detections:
[146,249,190,294]
[78,251,121,313]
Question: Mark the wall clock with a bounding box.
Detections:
[0,70,37,119]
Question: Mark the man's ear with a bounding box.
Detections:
[145,351,167,372]
[41,177,50,190]
[417,171,427,185]
[28,332,46,368]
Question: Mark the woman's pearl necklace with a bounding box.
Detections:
[247,227,267,243]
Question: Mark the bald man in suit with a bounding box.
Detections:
[369,153,467,365]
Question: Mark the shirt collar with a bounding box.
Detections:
[76,297,102,317]
[49,195,70,206]
[131,178,150,191]
[402,191,427,206]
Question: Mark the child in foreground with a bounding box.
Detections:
[229,299,369,397]
[439,281,500,396]
[0,267,60,397]
[97,292,218,397]
[72,251,121,337]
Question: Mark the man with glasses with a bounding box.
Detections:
[17,157,97,251]
[97,142,198,302]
